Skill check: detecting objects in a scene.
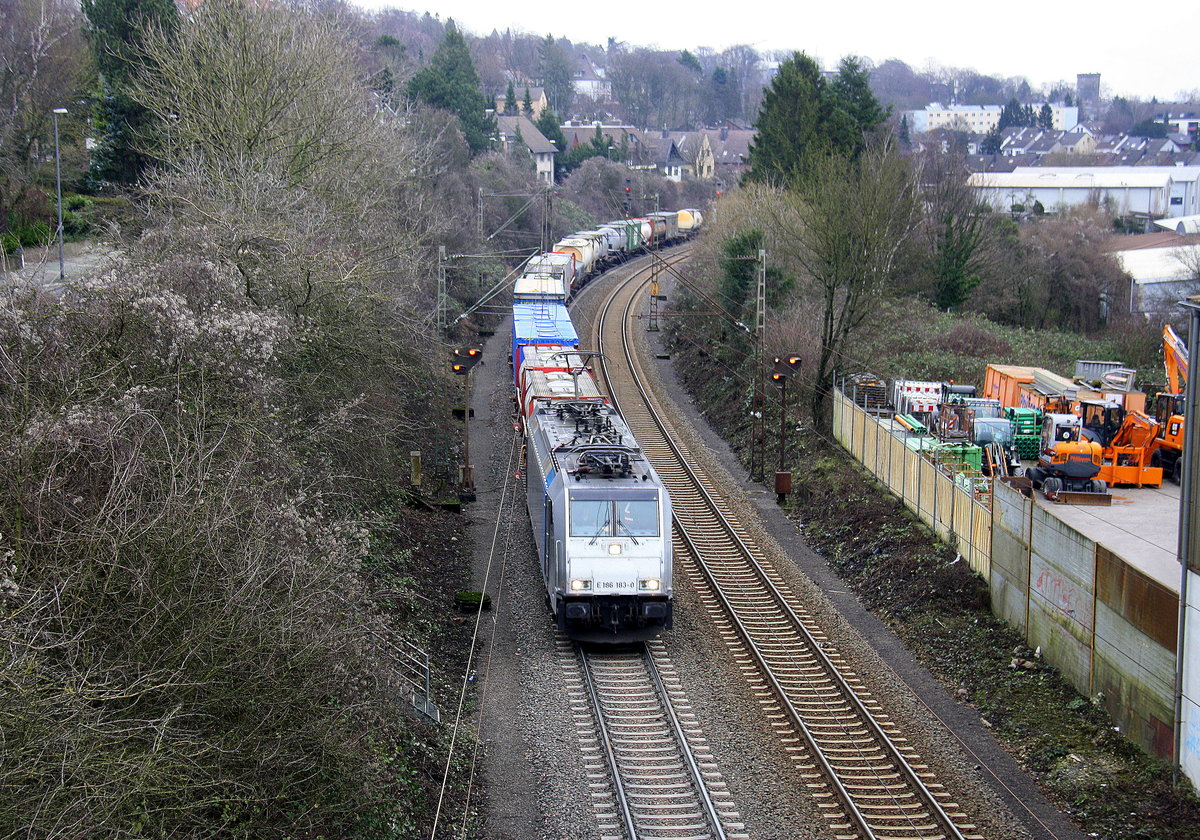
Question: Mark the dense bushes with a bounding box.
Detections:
[0,2,467,836]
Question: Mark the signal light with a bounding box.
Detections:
[452,346,483,375]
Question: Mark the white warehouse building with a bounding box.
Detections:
[907,103,1079,133]
[968,166,1200,219]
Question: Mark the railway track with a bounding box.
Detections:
[589,251,984,840]
[557,637,746,840]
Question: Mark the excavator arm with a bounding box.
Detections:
[1109,410,1159,449]
[1164,324,1189,395]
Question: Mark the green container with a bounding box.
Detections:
[938,442,982,474]
[1005,407,1041,435]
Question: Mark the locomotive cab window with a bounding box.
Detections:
[569,495,659,537]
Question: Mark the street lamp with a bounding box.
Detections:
[52,107,67,281]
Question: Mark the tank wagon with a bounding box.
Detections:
[509,208,702,640]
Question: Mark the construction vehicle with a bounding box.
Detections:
[1150,325,1188,483]
[1096,410,1164,488]
[972,416,1022,477]
[1024,413,1111,504]
[1078,399,1126,447]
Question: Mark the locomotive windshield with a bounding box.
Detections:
[569,498,659,537]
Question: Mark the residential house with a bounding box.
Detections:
[560,122,645,164]
[998,127,1096,158]
[643,128,754,181]
[573,54,610,100]
[1156,107,1200,142]
[495,115,557,184]
[494,86,548,120]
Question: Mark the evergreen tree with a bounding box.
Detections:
[590,123,610,155]
[747,52,856,184]
[535,107,566,179]
[407,20,494,154]
[678,49,702,74]
[82,0,180,183]
[980,124,1003,155]
[998,98,1018,131]
[522,86,533,116]
[504,80,517,114]
[829,56,889,135]
[1038,103,1054,130]
[898,114,910,145]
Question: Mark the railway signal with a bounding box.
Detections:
[769,354,801,488]
[769,354,801,384]
[452,346,483,496]
[452,346,483,375]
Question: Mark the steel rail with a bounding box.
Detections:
[576,641,729,840]
[577,646,639,840]
[642,643,730,840]
[591,256,974,840]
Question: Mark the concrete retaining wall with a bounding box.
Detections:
[833,388,1186,777]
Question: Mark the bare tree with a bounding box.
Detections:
[771,138,920,424]
[0,0,85,235]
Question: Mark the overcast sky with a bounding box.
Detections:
[353,0,1198,102]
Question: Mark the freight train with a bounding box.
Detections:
[512,209,701,641]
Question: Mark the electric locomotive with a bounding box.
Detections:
[523,395,672,641]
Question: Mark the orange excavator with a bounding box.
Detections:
[1025,413,1110,502]
[1096,409,1164,487]
[1150,325,1188,483]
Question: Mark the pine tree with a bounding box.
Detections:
[535,107,566,179]
[504,81,517,114]
[522,86,533,116]
[747,52,857,184]
[998,98,1024,131]
[1038,103,1054,130]
[829,56,889,135]
[407,20,494,154]
[980,124,1003,155]
[82,0,180,183]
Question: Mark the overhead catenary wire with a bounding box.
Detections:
[428,429,522,840]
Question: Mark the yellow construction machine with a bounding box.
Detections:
[1024,413,1111,503]
[1150,325,1188,483]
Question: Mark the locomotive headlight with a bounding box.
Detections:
[569,578,592,592]
[607,543,623,556]
[639,578,660,591]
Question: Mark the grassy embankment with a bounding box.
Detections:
[666,297,1200,840]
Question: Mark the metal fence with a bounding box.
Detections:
[832,384,992,578]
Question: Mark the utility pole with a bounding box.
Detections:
[648,252,661,331]
[750,248,767,483]
[437,246,447,331]
[477,187,484,240]
[541,186,553,253]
